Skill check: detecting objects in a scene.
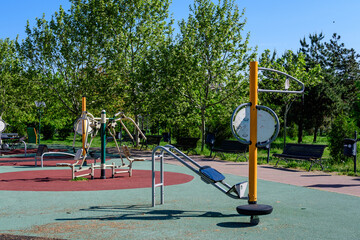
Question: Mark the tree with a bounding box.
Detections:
[20,0,174,144]
[259,50,321,144]
[175,0,255,150]
[102,0,173,143]
[0,38,34,135]
[20,0,129,117]
[299,33,360,141]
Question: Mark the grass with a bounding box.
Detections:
[71,177,89,181]
[40,133,359,177]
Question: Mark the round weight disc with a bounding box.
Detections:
[232,105,251,142]
[74,118,92,135]
[231,104,279,146]
[0,119,6,133]
[257,108,276,143]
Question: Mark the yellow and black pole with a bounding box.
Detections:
[236,61,273,225]
[249,61,258,204]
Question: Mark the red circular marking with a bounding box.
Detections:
[0,169,194,191]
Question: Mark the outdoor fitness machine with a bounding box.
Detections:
[151,61,304,225]
[231,61,305,224]
[0,118,27,156]
[73,109,146,179]
[57,97,146,179]
[151,145,248,206]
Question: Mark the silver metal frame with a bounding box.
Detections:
[258,67,305,94]
[152,145,247,207]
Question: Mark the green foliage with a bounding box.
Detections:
[259,49,322,144]
[328,114,357,163]
[42,123,56,140]
[175,0,255,150]
[299,33,360,141]
[0,38,36,134]
[57,121,73,140]
[1,0,360,176]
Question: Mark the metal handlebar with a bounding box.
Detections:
[122,116,147,140]
[114,111,123,117]
[258,67,305,94]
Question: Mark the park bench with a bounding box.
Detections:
[210,140,248,161]
[173,137,199,154]
[273,143,327,171]
[140,135,162,150]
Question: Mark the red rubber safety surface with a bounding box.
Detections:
[0,169,194,191]
[0,148,68,155]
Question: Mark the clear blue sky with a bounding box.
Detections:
[1,0,359,56]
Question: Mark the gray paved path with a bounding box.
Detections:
[132,149,360,197]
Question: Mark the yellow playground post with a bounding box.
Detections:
[249,61,258,204]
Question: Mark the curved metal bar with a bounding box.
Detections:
[41,152,76,168]
[258,67,305,94]
[118,119,134,140]
[107,126,125,165]
[122,116,147,140]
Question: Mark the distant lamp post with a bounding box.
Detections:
[35,101,46,144]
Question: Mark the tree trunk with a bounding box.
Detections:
[201,108,205,152]
[297,95,305,143]
[134,114,139,147]
[297,122,303,143]
[283,104,289,147]
[283,115,287,147]
[313,126,318,143]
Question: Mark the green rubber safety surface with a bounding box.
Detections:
[0,161,359,240]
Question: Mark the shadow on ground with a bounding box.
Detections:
[55,204,254,228]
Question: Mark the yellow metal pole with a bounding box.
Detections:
[82,96,86,156]
[249,61,258,204]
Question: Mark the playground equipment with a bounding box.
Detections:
[152,62,305,225]
[57,97,146,179]
[0,119,8,150]
[0,118,27,156]
[152,145,248,207]
[231,61,305,224]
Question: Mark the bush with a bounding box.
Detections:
[206,116,233,146]
[57,124,73,140]
[42,123,56,140]
[328,114,357,163]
